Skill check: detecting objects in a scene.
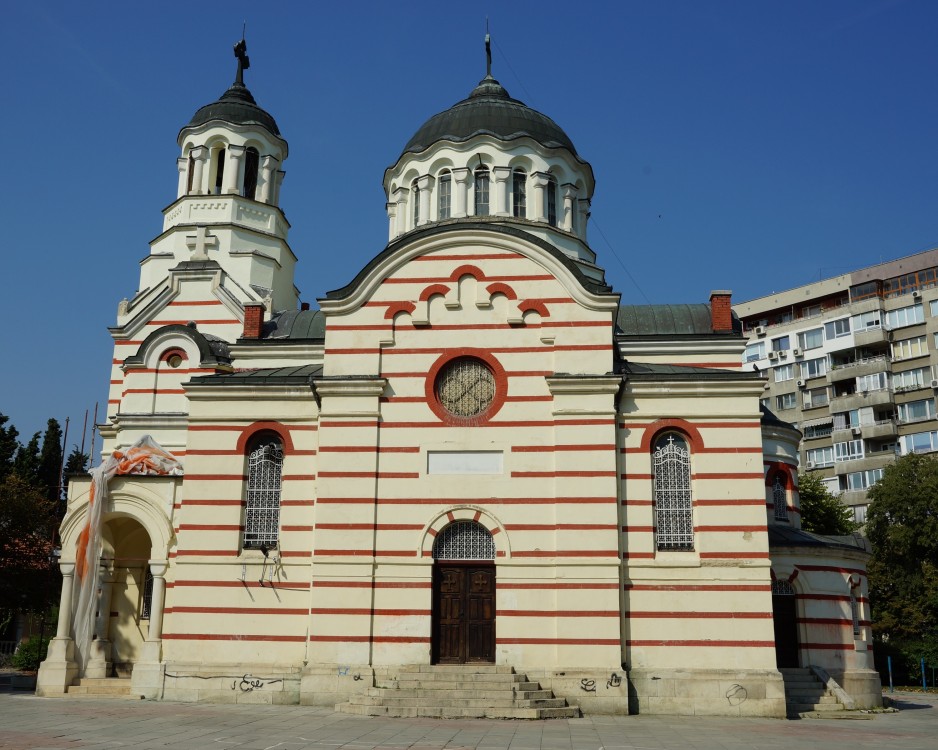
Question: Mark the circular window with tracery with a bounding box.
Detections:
[435,357,496,418]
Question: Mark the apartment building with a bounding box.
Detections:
[734,248,938,523]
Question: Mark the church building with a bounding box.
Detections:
[37,38,881,718]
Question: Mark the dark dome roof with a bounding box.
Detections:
[401,75,577,156]
[184,81,280,137]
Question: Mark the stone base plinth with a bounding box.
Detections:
[627,669,787,718]
[35,638,79,696]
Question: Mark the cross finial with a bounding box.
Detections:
[233,30,250,87]
[186,226,218,260]
[484,19,492,77]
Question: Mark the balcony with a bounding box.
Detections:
[833,452,895,476]
[831,425,862,443]
[829,388,894,413]
[828,355,890,384]
[861,419,898,440]
[854,326,890,348]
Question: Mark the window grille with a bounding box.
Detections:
[432,521,495,560]
[653,434,694,550]
[850,591,861,636]
[773,475,789,522]
[772,579,794,596]
[141,568,154,620]
[243,438,284,548]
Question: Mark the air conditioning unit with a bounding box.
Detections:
[913,290,922,299]
[778,350,788,359]
[797,379,806,388]
[852,426,862,436]
[755,326,767,337]
[768,351,779,361]
[793,348,804,357]
[931,378,938,389]
[805,461,816,470]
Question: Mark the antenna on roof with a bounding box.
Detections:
[233,25,250,87]
[485,18,492,77]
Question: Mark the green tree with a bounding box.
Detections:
[866,452,938,680]
[797,471,858,535]
[13,432,41,484]
[0,414,19,481]
[36,419,63,504]
[62,445,89,500]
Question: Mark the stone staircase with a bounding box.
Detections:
[781,668,846,717]
[337,664,579,719]
[66,677,140,699]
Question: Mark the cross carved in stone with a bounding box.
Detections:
[185,226,218,260]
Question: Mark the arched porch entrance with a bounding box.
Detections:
[431,521,496,664]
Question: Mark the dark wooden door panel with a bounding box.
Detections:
[433,563,495,664]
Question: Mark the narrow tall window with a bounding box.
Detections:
[474,167,490,216]
[243,147,259,200]
[512,170,526,217]
[212,147,226,195]
[186,153,195,194]
[546,176,557,226]
[438,171,452,219]
[141,568,154,620]
[243,435,284,548]
[850,590,861,636]
[773,474,789,521]
[653,433,694,550]
[412,179,420,227]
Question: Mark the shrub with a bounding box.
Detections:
[11,634,48,671]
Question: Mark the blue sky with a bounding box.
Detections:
[2,1,936,448]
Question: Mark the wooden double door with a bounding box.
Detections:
[432,562,495,664]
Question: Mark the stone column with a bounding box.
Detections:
[189,146,208,195]
[273,170,286,205]
[85,563,115,679]
[452,168,470,218]
[223,144,245,194]
[258,155,279,204]
[146,561,167,645]
[393,186,409,236]
[132,560,168,700]
[561,184,578,232]
[176,158,188,199]
[577,198,591,240]
[415,174,432,226]
[36,561,80,696]
[493,167,511,216]
[532,172,551,222]
[386,202,398,242]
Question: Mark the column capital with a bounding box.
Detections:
[189,145,208,160]
[415,174,433,190]
[532,171,553,186]
[452,168,471,183]
[58,561,76,576]
[492,166,511,180]
[561,183,578,198]
[226,143,246,158]
[148,560,168,578]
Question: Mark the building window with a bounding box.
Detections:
[652,433,694,551]
[773,474,789,522]
[412,179,420,227]
[806,445,835,468]
[834,440,864,462]
[885,304,924,329]
[800,357,827,380]
[798,327,824,350]
[474,167,490,216]
[546,176,557,226]
[850,590,861,636]
[772,335,790,352]
[897,398,937,424]
[803,386,829,409]
[857,371,890,392]
[824,318,851,339]
[243,147,259,200]
[186,153,195,193]
[892,335,928,361]
[433,520,495,560]
[774,364,794,382]
[894,366,930,392]
[438,171,451,219]
[512,170,526,217]
[853,504,869,524]
[802,421,833,439]
[902,430,938,455]
[772,579,795,596]
[776,392,797,410]
[745,342,765,363]
[140,568,153,620]
[243,435,284,549]
[211,147,226,195]
[852,310,882,332]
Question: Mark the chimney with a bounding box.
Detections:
[300,302,310,311]
[243,302,265,339]
[709,290,733,333]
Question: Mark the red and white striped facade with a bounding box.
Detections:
[38,50,881,716]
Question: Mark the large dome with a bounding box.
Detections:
[183,81,281,138]
[400,75,577,157]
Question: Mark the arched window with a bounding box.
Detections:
[474,166,490,216]
[243,147,259,200]
[211,146,226,195]
[652,432,694,550]
[243,434,284,549]
[512,170,526,218]
[438,171,452,220]
[186,153,195,194]
[546,176,557,226]
[412,179,420,227]
[433,520,496,560]
[772,579,794,596]
[773,474,789,522]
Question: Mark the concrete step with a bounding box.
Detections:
[393,670,527,683]
[366,687,553,700]
[787,701,845,713]
[393,679,541,691]
[397,664,515,674]
[784,687,828,698]
[66,678,139,699]
[353,694,569,709]
[337,703,579,719]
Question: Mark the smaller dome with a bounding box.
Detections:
[401,74,577,157]
[184,81,280,137]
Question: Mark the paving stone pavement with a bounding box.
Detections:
[0,691,936,750]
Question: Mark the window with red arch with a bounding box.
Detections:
[243,431,284,549]
[652,431,694,551]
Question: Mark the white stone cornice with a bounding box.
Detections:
[547,375,622,396]
[313,378,387,398]
[623,379,767,399]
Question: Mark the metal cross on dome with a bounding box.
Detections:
[234,33,250,86]
[186,226,218,260]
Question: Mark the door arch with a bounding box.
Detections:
[432,521,496,664]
